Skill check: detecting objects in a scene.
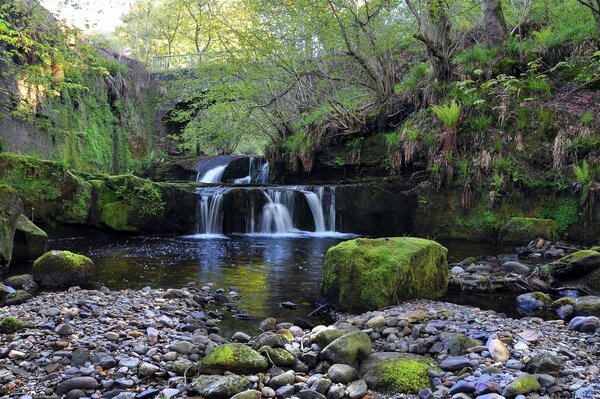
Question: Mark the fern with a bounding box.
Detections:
[431,101,461,128]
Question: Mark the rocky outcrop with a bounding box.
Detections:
[498,217,559,245]
[0,185,22,271]
[32,250,97,288]
[320,237,448,312]
[12,214,48,261]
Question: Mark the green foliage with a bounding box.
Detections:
[431,101,461,128]
[383,131,401,152]
[377,357,434,394]
[581,111,594,126]
[469,115,493,133]
[0,138,4,153]
[454,44,498,65]
[0,316,25,334]
[537,197,579,232]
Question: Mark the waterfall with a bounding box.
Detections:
[259,190,296,234]
[328,186,336,231]
[233,157,270,184]
[198,165,226,183]
[301,190,326,232]
[195,190,225,235]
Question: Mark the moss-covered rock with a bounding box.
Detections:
[3,289,32,305]
[100,201,136,232]
[12,214,47,261]
[190,374,251,398]
[32,250,96,288]
[0,184,23,270]
[445,333,482,356]
[502,374,541,397]
[321,331,373,365]
[320,237,448,312]
[525,352,562,375]
[258,346,296,367]
[359,352,434,394]
[574,296,600,317]
[498,217,559,245]
[199,343,268,374]
[516,292,552,315]
[590,246,600,252]
[314,329,349,348]
[551,297,576,308]
[0,283,9,301]
[0,316,25,334]
[2,274,37,292]
[544,250,600,279]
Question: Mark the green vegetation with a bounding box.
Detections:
[377,357,433,394]
[321,237,448,312]
[0,316,25,334]
[200,344,268,374]
[498,217,559,245]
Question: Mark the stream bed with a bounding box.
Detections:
[9,234,523,334]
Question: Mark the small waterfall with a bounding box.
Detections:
[233,157,270,184]
[301,190,326,232]
[195,189,225,235]
[198,165,226,183]
[328,186,336,231]
[259,190,296,234]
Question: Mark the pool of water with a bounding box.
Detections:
[8,234,522,334]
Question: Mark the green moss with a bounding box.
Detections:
[100,201,135,232]
[551,297,576,308]
[503,374,541,396]
[33,250,94,273]
[0,316,25,334]
[498,217,559,245]
[531,292,552,303]
[462,257,477,264]
[200,343,268,374]
[536,197,579,233]
[258,346,295,367]
[591,246,600,252]
[377,358,433,394]
[321,237,448,312]
[543,250,600,278]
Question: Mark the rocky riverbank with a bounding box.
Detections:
[1,285,599,399]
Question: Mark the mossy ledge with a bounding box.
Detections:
[320,237,448,312]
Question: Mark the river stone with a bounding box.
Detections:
[502,261,530,275]
[366,315,385,329]
[231,390,260,399]
[232,331,251,342]
[259,317,277,331]
[516,292,551,315]
[346,380,368,399]
[269,370,295,389]
[327,363,356,384]
[0,185,22,272]
[200,343,268,374]
[321,331,373,365]
[3,274,37,292]
[191,375,251,399]
[321,237,448,312]
[139,362,159,376]
[544,250,600,279]
[55,377,99,395]
[439,356,471,371]
[172,358,195,375]
[502,374,540,397]
[32,250,96,288]
[55,323,75,335]
[498,217,558,245]
[252,332,287,348]
[487,338,510,363]
[568,315,600,333]
[258,346,295,366]
[314,329,348,347]
[574,296,600,316]
[525,352,562,375]
[170,340,194,355]
[445,333,482,356]
[359,352,432,394]
[3,289,32,305]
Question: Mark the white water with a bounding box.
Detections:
[198,165,226,183]
[260,190,297,234]
[302,191,326,232]
[195,191,225,235]
[234,157,270,184]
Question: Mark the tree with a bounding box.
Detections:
[481,0,508,46]
[405,0,454,82]
[575,0,600,38]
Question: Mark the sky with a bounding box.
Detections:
[41,0,130,33]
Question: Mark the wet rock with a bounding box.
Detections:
[32,250,96,288]
[502,374,540,397]
[327,363,356,384]
[502,261,530,275]
[139,362,159,376]
[516,292,551,315]
[3,289,32,305]
[259,317,277,331]
[439,356,471,371]
[269,370,295,389]
[231,390,260,399]
[252,332,288,348]
[258,346,295,366]
[568,315,600,333]
[487,338,510,363]
[359,352,432,394]
[346,379,368,399]
[3,274,37,292]
[232,331,251,342]
[170,340,194,355]
[526,352,562,375]
[55,323,75,335]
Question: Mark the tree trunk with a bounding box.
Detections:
[481,0,508,46]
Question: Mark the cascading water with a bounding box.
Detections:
[234,157,270,184]
[195,189,226,235]
[260,190,296,234]
[198,165,226,183]
[301,190,326,232]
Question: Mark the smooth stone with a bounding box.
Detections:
[448,380,476,395]
[439,356,471,371]
[366,315,385,329]
[346,380,368,399]
[231,390,260,399]
[170,341,194,355]
[487,338,510,363]
[269,370,295,390]
[276,385,296,399]
[55,323,75,335]
[232,332,251,342]
[55,377,99,395]
[138,362,159,376]
[119,357,140,368]
[327,363,356,384]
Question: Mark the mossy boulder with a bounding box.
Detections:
[320,237,448,312]
[199,343,268,374]
[32,250,96,288]
[590,246,600,252]
[544,250,600,279]
[445,333,482,356]
[190,374,251,399]
[3,289,32,305]
[502,374,541,397]
[359,352,434,394]
[321,331,373,365]
[314,329,349,348]
[12,214,47,261]
[516,292,552,316]
[574,296,600,317]
[0,316,25,334]
[498,217,559,245]
[258,346,296,367]
[2,274,37,292]
[0,184,23,270]
[551,297,576,308]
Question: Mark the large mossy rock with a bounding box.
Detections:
[199,344,268,374]
[0,184,23,271]
[359,352,434,394]
[321,331,373,365]
[544,250,600,279]
[12,214,47,261]
[32,250,96,288]
[498,217,559,245]
[320,237,448,312]
[190,374,251,399]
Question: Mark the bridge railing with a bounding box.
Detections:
[150,52,226,73]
